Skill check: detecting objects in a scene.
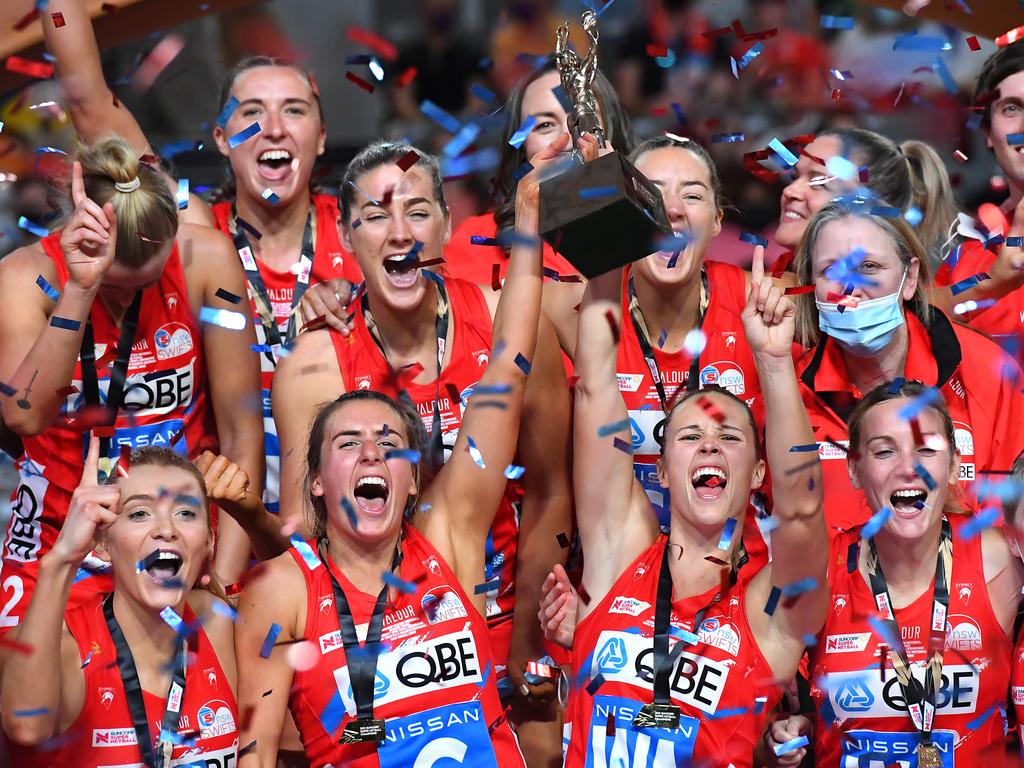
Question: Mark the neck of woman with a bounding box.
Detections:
[868,517,943,604]
[367,279,441,363]
[631,265,703,354]
[234,187,312,272]
[110,590,182,667]
[326,524,403,596]
[842,322,909,395]
[666,516,740,601]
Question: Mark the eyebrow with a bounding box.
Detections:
[236,97,312,107]
[678,423,743,433]
[529,111,560,120]
[332,428,406,440]
[359,196,430,210]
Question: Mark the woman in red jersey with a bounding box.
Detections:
[801,380,1024,767]
[444,56,634,284]
[235,135,558,768]
[0,138,263,635]
[1,438,243,767]
[563,242,827,768]
[790,203,1024,533]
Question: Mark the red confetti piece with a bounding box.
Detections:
[6,56,53,80]
[966,36,980,51]
[380,185,394,207]
[650,106,668,116]
[645,44,668,57]
[300,315,327,333]
[345,71,375,94]
[51,12,66,28]
[347,27,398,61]
[605,713,615,737]
[397,66,418,87]
[996,26,1024,48]
[704,555,729,566]
[826,292,860,309]
[101,3,119,12]
[831,88,843,100]
[953,149,969,163]
[55,385,79,398]
[772,250,795,278]
[445,383,461,406]
[396,150,420,172]
[0,635,33,655]
[703,26,733,39]
[13,9,40,31]
[697,396,725,423]
[604,309,620,343]
[491,263,501,292]
[131,34,185,93]
[784,285,815,295]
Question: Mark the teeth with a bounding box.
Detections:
[387,255,410,263]
[357,477,387,488]
[783,211,803,220]
[893,489,924,498]
[157,552,180,561]
[259,150,292,161]
[691,467,726,482]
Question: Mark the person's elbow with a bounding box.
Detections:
[2,709,57,747]
[1,402,51,438]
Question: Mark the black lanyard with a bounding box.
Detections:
[79,291,143,477]
[361,270,449,473]
[866,517,952,759]
[626,269,709,414]
[633,533,746,728]
[231,205,316,350]
[102,594,187,768]
[319,537,404,744]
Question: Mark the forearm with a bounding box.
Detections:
[490,209,543,381]
[212,431,264,582]
[2,284,96,434]
[575,270,622,394]
[1,555,75,742]
[222,500,289,562]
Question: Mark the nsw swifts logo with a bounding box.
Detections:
[699,361,745,396]
[154,322,194,361]
[98,687,116,710]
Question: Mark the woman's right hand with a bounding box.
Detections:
[514,132,603,226]
[49,433,120,567]
[60,161,117,293]
[538,564,578,650]
[762,714,812,767]
[195,451,260,522]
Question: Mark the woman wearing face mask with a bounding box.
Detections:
[792,203,1024,532]
[41,2,362,560]
[0,137,263,637]
[1,438,241,767]
[272,139,571,765]
[802,380,1024,766]
[443,57,634,285]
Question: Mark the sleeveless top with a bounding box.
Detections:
[565,534,778,768]
[212,194,360,513]
[286,525,526,768]
[810,514,1011,766]
[7,593,238,767]
[330,275,521,674]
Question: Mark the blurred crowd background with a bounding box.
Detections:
[0,0,1012,511]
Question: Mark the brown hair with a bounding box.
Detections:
[660,385,763,460]
[793,202,934,348]
[629,134,724,213]
[77,136,178,269]
[305,391,429,540]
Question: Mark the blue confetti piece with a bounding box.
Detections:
[950,272,990,296]
[740,231,769,247]
[14,707,49,717]
[905,207,923,227]
[289,533,321,571]
[475,579,500,594]
[443,123,482,158]
[1008,133,1024,146]
[473,383,512,396]
[861,506,892,539]
[514,352,532,375]
[763,585,782,615]
[382,571,417,594]
[960,506,1000,539]
[251,344,273,353]
[177,178,189,210]
[35,274,60,300]
[789,443,819,453]
[768,137,798,167]
[932,56,958,95]
[893,32,952,51]
[803,633,818,647]
[655,50,677,68]
[869,206,901,217]
[504,464,525,480]
[711,132,744,144]
[160,606,183,631]
[670,102,687,125]
[820,15,854,29]
[421,99,462,133]
[385,449,421,464]
[586,673,606,695]
[508,115,538,148]
[198,307,246,330]
[18,216,48,238]
[467,436,486,468]
[707,706,749,720]
[580,186,618,199]
[668,625,699,645]
[781,576,818,597]
[657,329,668,348]
[49,316,81,331]
[913,461,937,490]
[471,83,495,103]
[211,600,238,621]
[512,161,534,182]
[260,188,281,205]
[342,497,358,530]
[441,147,501,177]
[319,688,347,736]
[227,122,261,149]
[774,735,809,756]
[598,418,630,437]
[897,387,940,420]
[965,701,999,731]
[215,95,239,128]
[718,518,737,550]
[867,615,901,648]
[260,623,282,658]
[731,41,764,77]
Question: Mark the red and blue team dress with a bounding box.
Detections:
[797,309,1024,533]
[330,275,522,690]
[212,195,360,513]
[286,524,526,768]
[618,261,770,574]
[563,535,779,768]
[0,233,215,635]
[810,514,1011,767]
[6,594,238,767]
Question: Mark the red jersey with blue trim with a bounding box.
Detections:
[330,276,521,674]
[1,233,214,632]
[810,514,1011,767]
[212,194,360,513]
[443,212,578,283]
[564,535,779,768]
[286,525,526,768]
[797,310,1024,533]
[7,593,238,767]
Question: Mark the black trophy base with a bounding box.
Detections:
[538,151,672,279]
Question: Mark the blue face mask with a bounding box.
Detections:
[815,270,907,357]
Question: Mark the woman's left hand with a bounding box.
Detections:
[195,451,260,521]
[742,245,796,360]
[297,279,355,335]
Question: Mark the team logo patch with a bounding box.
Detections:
[356,375,372,390]
[609,597,651,617]
[197,699,237,738]
[818,440,849,460]
[154,322,194,361]
[723,332,737,349]
[697,618,740,656]
[421,585,468,625]
[92,728,137,746]
[1013,687,1024,706]
[98,687,116,710]
[204,667,219,689]
[953,421,975,480]
[945,614,982,651]
[617,373,644,392]
[955,583,973,605]
[320,630,344,654]
[825,632,871,654]
[699,361,745,396]
[472,349,489,368]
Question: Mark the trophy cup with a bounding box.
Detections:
[538,11,672,278]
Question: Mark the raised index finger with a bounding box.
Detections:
[81,431,101,486]
[751,245,765,285]
[71,161,86,208]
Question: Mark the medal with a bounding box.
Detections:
[157,738,174,768]
[631,703,681,729]
[341,717,387,744]
[917,743,942,768]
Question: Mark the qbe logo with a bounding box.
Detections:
[596,636,628,674]
[827,665,978,719]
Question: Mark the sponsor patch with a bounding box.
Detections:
[617,373,644,393]
[92,728,137,747]
[825,632,871,654]
[610,597,651,617]
[699,361,745,396]
[154,321,194,361]
[421,585,468,625]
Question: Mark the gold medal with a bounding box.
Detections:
[917,743,941,768]
[157,738,174,768]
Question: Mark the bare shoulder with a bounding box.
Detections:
[276,328,338,380]
[238,552,307,637]
[0,241,54,281]
[177,222,235,266]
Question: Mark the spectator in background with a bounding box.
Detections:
[390,0,487,123]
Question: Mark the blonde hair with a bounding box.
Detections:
[793,203,933,348]
[76,136,178,269]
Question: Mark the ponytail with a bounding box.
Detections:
[76,136,178,269]
[900,139,958,269]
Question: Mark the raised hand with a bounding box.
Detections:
[762,714,812,767]
[297,279,355,336]
[538,564,578,650]
[514,132,573,226]
[195,451,259,522]
[742,245,796,361]
[50,433,121,566]
[60,161,117,292]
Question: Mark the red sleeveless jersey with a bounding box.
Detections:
[1,233,214,632]
[797,310,1024,533]
[810,514,1011,766]
[286,525,526,768]
[443,211,578,283]
[212,194,360,513]
[7,593,238,767]
[564,535,779,768]
[330,276,521,675]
